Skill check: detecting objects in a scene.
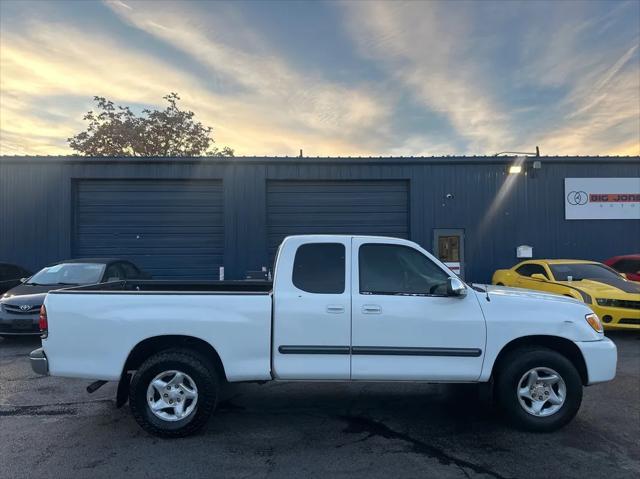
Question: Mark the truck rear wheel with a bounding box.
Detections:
[129,349,219,438]
[496,347,582,432]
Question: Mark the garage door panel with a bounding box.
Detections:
[74,180,224,279]
[268,195,406,206]
[268,212,406,224]
[267,180,409,257]
[267,205,407,214]
[77,215,224,227]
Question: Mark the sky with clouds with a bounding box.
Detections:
[1,0,638,156]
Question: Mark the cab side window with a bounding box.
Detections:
[292,243,345,294]
[515,264,548,278]
[359,244,449,295]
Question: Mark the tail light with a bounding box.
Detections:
[39,305,48,339]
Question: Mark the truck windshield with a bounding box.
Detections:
[550,263,622,282]
[27,263,106,286]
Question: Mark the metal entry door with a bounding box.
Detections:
[433,229,465,280]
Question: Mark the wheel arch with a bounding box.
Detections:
[491,335,588,386]
[116,335,227,407]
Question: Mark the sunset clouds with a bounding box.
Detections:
[1,0,638,156]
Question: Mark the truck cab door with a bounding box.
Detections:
[272,237,351,379]
[350,237,486,381]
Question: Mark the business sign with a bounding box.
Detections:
[565,177,640,220]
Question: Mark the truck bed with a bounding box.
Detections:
[51,280,273,294]
[43,282,274,381]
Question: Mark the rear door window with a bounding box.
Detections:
[292,243,345,294]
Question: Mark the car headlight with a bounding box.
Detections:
[585,313,603,333]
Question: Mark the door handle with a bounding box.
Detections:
[362,304,382,314]
[326,305,345,314]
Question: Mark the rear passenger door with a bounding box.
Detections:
[272,237,351,380]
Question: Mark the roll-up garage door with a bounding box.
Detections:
[74,180,224,279]
[267,180,409,256]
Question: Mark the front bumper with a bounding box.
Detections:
[576,337,617,385]
[592,304,640,330]
[0,310,40,335]
[29,347,49,375]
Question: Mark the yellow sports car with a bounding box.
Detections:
[492,260,640,330]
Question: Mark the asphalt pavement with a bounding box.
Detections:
[1,332,638,479]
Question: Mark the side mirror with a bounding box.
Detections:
[530,273,547,281]
[447,277,467,297]
[20,277,28,283]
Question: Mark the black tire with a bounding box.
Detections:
[495,347,582,432]
[496,283,504,286]
[129,348,219,438]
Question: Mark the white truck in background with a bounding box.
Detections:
[30,235,617,437]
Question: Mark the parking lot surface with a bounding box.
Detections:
[1,333,638,479]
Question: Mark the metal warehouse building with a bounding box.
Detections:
[1,155,638,283]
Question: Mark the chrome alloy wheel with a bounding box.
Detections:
[517,367,566,417]
[146,370,198,422]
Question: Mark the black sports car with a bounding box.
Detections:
[0,258,150,337]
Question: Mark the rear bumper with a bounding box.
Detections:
[576,338,617,385]
[30,348,49,376]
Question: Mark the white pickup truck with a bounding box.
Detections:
[30,235,617,437]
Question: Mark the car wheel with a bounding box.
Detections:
[129,348,219,438]
[496,283,504,286]
[496,347,582,432]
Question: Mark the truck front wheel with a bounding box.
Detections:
[129,349,219,438]
[496,347,582,432]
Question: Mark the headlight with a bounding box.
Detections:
[585,313,603,333]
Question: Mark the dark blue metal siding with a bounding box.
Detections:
[73,179,224,279]
[1,156,638,283]
[266,180,409,256]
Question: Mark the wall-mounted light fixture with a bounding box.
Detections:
[495,146,540,176]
